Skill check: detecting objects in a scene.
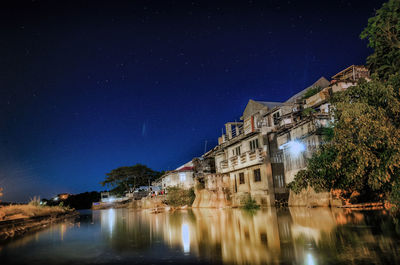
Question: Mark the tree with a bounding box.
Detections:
[290,0,400,207]
[360,0,400,80]
[290,75,400,203]
[101,164,162,196]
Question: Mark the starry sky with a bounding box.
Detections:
[0,0,386,202]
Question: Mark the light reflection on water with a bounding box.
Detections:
[0,207,399,265]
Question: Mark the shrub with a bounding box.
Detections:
[166,187,195,207]
[303,86,322,99]
[242,195,260,210]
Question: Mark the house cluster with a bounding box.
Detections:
[155,65,370,207]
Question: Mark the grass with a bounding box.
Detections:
[0,204,70,221]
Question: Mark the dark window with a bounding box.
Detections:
[250,139,259,151]
[239,173,245,184]
[273,112,280,125]
[236,146,241,155]
[254,169,261,182]
[260,233,268,246]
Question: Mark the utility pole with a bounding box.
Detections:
[204,140,208,154]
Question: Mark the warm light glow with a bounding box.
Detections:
[181,223,190,253]
[306,253,316,265]
[108,208,115,237]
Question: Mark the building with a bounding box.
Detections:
[161,161,195,190]
[275,66,369,187]
[193,65,369,207]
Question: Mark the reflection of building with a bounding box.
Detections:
[161,161,195,190]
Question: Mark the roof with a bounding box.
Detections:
[241,99,283,120]
[177,166,194,172]
[285,77,330,103]
[176,161,193,170]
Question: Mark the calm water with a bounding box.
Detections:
[0,208,399,265]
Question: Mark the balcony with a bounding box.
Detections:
[217,149,265,173]
[240,153,247,164]
[220,160,228,170]
[229,156,239,167]
[249,148,264,163]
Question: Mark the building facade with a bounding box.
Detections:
[161,161,195,191]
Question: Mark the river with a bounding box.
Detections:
[0,208,399,265]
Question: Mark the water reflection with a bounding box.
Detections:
[92,207,400,265]
[1,208,399,265]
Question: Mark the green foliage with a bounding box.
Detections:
[360,0,400,80]
[290,75,400,203]
[302,107,316,117]
[288,144,338,194]
[303,86,322,99]
[101,164,163,196]
[166,187,195,207]
[242,195,260,210]
[390,180,400,210]
[290,2,400,207]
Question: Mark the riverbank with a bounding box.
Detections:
[0,205,78,242]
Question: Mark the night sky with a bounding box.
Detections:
[0,0,385,202]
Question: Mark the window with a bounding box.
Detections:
[274,175,285,188]
[236,146,241,155]
[249,139,259,151]
[233,146,241,156]
[239,173,245,184]
[273,111,280,125]
[179,173,186,182]
[254,169,261,182]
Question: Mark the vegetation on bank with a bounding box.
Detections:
[289,0,400,209]
[242,195,260,210]
[165,187,195,207]
[0,197,72,221]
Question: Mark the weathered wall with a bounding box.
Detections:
[130,195,167,209]
[288,187,342,207]
[192,189,231,208]
[229,163,275,207]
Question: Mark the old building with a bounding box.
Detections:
[193,65,369,207]
[161,161,195,190]
[271,66,370,206]
[196,100,283,207]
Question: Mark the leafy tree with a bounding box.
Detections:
[101,164,162,196]
[290,0,400,208]
[360,0,400,80]
[290,75,400,204]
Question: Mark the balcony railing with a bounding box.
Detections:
[220,160,228,169]
[217,149,265,173]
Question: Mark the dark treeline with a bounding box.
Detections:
[43,191,101,210]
